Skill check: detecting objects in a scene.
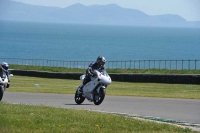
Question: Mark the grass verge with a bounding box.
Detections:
[0,103,196,133]
[8,76,200,99]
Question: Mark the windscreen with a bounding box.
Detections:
[98,69,108,76]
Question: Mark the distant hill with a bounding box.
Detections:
[0,0,200,27]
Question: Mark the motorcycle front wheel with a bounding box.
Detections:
[74,89,85,104]
[94,88,106,105]
[0,86,4,101]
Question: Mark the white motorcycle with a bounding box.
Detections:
[75,69,112,105]
[0,73,12,101]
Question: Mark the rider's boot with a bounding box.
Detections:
[78,84,84,93]
[78,77,88,93]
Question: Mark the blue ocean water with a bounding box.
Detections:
[0,21,200,61]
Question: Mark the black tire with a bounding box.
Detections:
[0,86,4,101]
[93,88,106,105]
[74,89,85,104]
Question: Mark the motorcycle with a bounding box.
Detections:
[75,69,112,105]
[0,73,12,101]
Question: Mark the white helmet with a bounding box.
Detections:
[1,62,9,71]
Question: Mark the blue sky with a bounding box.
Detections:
[12,0,200,21]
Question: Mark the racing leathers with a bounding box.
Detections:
[79,62,105,92]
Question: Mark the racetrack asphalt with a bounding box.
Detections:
[2,91,200,131]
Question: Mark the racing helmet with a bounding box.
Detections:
[1,62,9,71]
[96,56,106,66]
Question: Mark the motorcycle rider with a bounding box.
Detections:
[79,56,106,93]
[0,62,10,88]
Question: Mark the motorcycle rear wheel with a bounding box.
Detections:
[74,89,85,104]
[94,88,106,105]
[0,86,4,101]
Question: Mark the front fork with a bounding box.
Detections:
[96,85,106,94]
[0,85,5,91]
[94,85,106,100]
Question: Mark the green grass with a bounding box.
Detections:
[0,103,196,133]
[8,76,200,99]
[9,64,200,74]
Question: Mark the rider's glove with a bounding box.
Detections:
[87,68,94,76]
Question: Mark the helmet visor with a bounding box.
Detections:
[100,61,105,66]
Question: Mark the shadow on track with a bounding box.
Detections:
[64,103,93,106]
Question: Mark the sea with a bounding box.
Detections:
[0,21,200,61]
